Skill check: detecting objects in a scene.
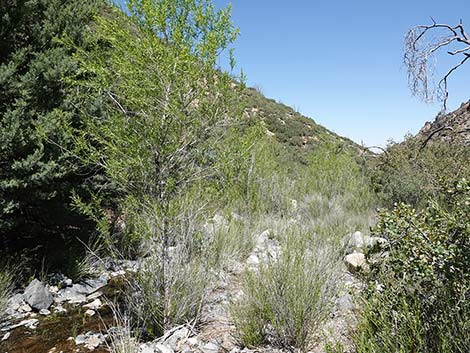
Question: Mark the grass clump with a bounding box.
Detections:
[0,263,15,316]
[232,232,341,351]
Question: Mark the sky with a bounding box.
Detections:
[119,1,470,147]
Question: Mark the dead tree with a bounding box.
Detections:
[405,18,470,110]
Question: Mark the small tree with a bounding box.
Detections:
[72,0,240,334]
[404,19,470,110]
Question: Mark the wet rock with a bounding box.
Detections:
[23,279,53,311]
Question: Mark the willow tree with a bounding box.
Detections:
[72,0,240,333]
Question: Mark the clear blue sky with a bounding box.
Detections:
[119,1,470,146]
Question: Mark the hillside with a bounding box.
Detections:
[418,101,470,146]
[1,2,469,353]
[243,87,360,156]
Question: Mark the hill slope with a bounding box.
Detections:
[242,87,360,157]
[418,101,470,147]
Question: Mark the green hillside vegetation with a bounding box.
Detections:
[243,87,360,160]
[0,1,468,353]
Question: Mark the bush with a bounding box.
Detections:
[0,0,103,242]
[231,233,341,350]
[354,178,470,353]
[124,249,209,339]
[370,136,470,208]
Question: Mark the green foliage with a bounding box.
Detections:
[0,0,104,276]
[72,1,239,206]
[0,0,102,230]
[306,143,374,210]
[70,0,239,335]
[355,178,470,353]
[232,233,341,350]
[241,88,359,162]
[370,135,470,208]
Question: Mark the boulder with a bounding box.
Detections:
[23,279,53,311]
[83,298,102,310]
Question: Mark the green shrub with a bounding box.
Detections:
[0,0,104,241]
[354,178,470,353]
[231,233,341,350]
[370,136,470,208]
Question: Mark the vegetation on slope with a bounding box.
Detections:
[0,1,469,353]
[242,87,360,162]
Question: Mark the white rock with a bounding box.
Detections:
[85,309,96,317]
[2,332,10,341]
[140,343,155,353]
[7,293,25,311]
[54,304,67,313]
[75,332,105,350]
[83,299,102,310]
[186,337,199,346]
[246,254,260,266]
[85,334,104,349]
[17,318,39,329]
[163,326,189,349]
[86,291,103,301]
[348,231,365,249]
[344,252,367,272]
[200,342,220,353]
[19,304,32,313]
[39,309,51,315]
[154,343,174,353]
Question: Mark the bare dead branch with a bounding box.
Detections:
[404,19,470,109]
[419,126,454,151]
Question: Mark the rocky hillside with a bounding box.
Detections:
[418,101,470,146]
[242,87,360,157]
